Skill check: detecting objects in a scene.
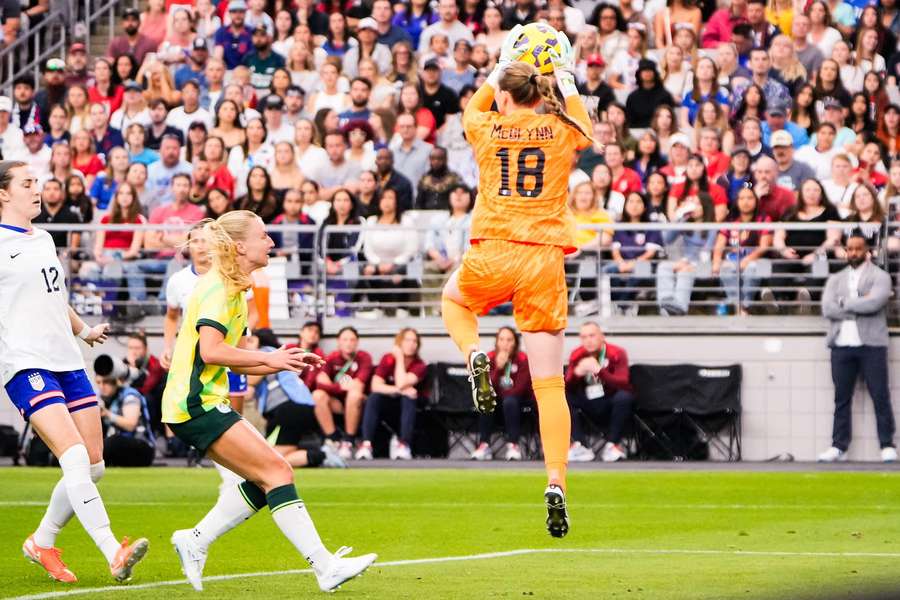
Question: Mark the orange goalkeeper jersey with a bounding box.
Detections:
[464,96,591,254]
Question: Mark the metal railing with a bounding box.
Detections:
[39,220,900,327]
[0,1,68,95]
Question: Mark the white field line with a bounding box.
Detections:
[2,500,900,511]
[8,547,900,600]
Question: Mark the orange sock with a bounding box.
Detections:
[441,296,480,356]
[532,375,570,491]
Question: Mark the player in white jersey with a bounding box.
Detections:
[161,222,257,490]
[0,161,149,584]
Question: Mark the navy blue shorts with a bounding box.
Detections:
[5,369,98,420]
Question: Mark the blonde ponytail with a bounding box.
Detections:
[202,210,258,295]
[498,62,593,144]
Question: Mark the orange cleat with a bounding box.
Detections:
[110,536,150,582]
[22,535,77,583]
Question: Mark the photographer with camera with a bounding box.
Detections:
[94,332,165,434]
[95,375,156,467]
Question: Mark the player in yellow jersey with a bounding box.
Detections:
[162,210,376,592]
[441,26,595,538]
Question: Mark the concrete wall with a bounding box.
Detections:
[3,332,897,462]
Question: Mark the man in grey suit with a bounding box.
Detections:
[819,231,896,462]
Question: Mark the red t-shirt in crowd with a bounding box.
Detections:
[612,167,643,196]
[100,213,147,249]
[374,353,428,392]
[316,350,375,398]
[669,181,729,206]
[88,85,124,116]
[73,155,104,177]
[565,343,632,395]
[758,185,796,221]
[207,165,236,199]
[489,350,531,400]
[148,201,206,257]
[703,151,730,180]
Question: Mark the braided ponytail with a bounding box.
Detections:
[498,62,593,143]
[202,210,258,295]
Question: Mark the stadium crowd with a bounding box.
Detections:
[1,0,899,317]
[2,0,900,461]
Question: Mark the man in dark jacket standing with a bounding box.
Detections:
[625,59,674,129]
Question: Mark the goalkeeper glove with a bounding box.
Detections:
[487,24,526,88]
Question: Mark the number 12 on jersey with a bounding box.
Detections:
[496,147,545,198]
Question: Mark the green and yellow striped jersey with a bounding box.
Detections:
[162,271,248,424]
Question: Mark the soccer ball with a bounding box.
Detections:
[512,22,561,75]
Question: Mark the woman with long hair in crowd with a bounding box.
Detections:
[847,92,875,134]
[88,58,124,116]
[731,83,766,126]
[694,100,734,154]
[474,4,505,54]
[125,123,158,166]
[831,40,864,93]
[238,166,280,223]
[814,58,852,108]
[862,70,890,124]
[396,83,436,143]
[286,42,320,93]
[269,141,304,201]
[393,0,437,49]
[159,6,195,66]
[65,85,92,135]
[90,146,130,213]
[45,105,71,146]
[680,56,729,129]
[791,83,820,136]
[309,58,349,113]
[292,118,326,175]
[163,210,375,592]
[807,0,842,57]
[650,104,678,157]
[591,162,626,218]
[205,187,234,220]
[769,34,807,95]
[644,171,670,220]
[660,44,691,101]
[386,40,419,86]
[358,58,395,109]
[112,54,138,88]
[301,179,331,223]
[0,160,149,584]
[604,191,663,314]
[853,27,887,74]
[182,121,208,164]
[877,105,900,161]
[656,191,716,315]
[88,182,147,308]
[272,9,296,57]
[70,130,104,189]
[669,154,729,222]
[840,183,885,250]
[124,162,152,213]
[211,99,247,153]
[322,12,356,58]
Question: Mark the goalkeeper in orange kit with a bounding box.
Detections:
[441,25,596,538]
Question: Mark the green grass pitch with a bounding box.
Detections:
[1,467,899,599]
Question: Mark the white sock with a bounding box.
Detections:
[269,501,332,575]
[213,461,242,491]
[192,482,258,550]
[34,461,105,549]
[58,446,119,563]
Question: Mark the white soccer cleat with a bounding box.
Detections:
[171,529,207,591]
[354,441,373,461]
[881,447,897,463]
[505,443,522,461]
[817,446,847,463]
[470,442,493,461]
[567,441,595,462]
[315,546,377,592]
[601,442,627,463]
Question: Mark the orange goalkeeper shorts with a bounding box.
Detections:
[457,239,568,333]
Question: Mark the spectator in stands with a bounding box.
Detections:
[356,328,427,460]
[0,96,22,159]
[795,122,840,180]
[442,39,477,95]
[146,134,193,208]
[702,0,748,48]
[752,156,796,221]
[419,0,474,52]
[771,130,816,193]
[342,17,391,79]
[419,57,461,130]
[841,184,885,250]
[88,103,125,159]
[96,375,155,467]
[201,58,227,110]
[712,186,773,315]
[822,153,858,217]
[243,24,285,94]
[167,81,213,136]
[1,0,20,46]
[669,154,729,222]
[578,54,615,119]
[625,59,674,129]
[34,177,81,251]
[390,115,432,193]
[820,231,896,463]
[34,59,66,129]
[657,191,716,315]
[424,182,472,311]
[339,79,373,126]
[361,187,419,317]
[733,48,791,111]
[90,146,130,212]
[342,120,377,172]
[772,178,841,311]
[604,192,663,314]
[11,75,37,130]
[415,146,462,210]
[143,100,181,151]
[566,322,633,463]
[469,327,530,461]
[43,105,70,148]
[111,81,152,132]
[175,38,211,90]
[107,8,156,64]
[309,129,363,200]
[319,188,362,314]
[214,0,254,70]
[70,130,104,189]
[313,326,374,460]
[21,124,50,175]
[853,141,888,188]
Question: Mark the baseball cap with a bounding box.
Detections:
[227,0,247,11]
[23,123,43,136]
[286,85,305,97]
[192,38,209,51]
[766,100,790,117]
[69,42,87,54]
[263,95,284,110]
[586,53,605,67]
[669,132,692,149]
[123,7,140,19]
[770,130,793,147]
[822,97,843,111]
[0,96,11,112]
[252,23,269,34]
[44,58,65,72]
[423,58,441,70]
[357,17,377,31]
[123,79,143,92]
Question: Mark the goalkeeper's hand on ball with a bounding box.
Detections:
[548,32,578,98]
[487,24,527,88]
